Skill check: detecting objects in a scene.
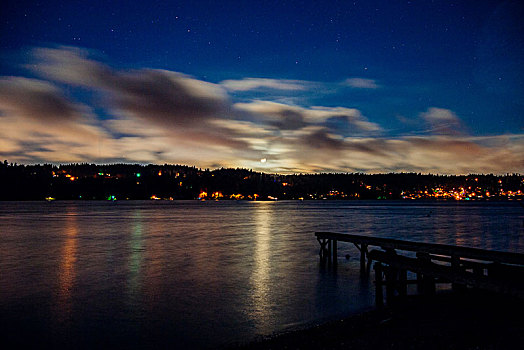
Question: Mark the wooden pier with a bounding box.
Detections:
[315,232,524,305]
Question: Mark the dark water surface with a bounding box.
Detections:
[1,201,522,348]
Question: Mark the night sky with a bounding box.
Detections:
[1,0,523,174]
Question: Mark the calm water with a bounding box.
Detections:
[1,200,523,348]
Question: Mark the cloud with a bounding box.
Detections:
[309,107,382,132]
[220,78,309,92]
[0,45,522,174]
[234,101,381,133]
[31,46,252,152]
[108,69,230,128]
[0,76,114,163]
[0,77,86,123]
[344,78,379,89]
[272,129,524,174]
[0,112,117,163]
[303,129,346,151]
[391,135,524,174]
[420,107,464,135]
[421,108,459,123]
[33,47,229,126]
[32,46,110,88]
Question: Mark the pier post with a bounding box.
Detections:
[317,238,329,265]
[360,244,368,276]
[384,249,398,304]
[332,239,337,267]
[417,252,435,295]
[451,254,465,292]
[398,269,407,297]
[327,239,332,266]
[473,266,484,276]
[417,272,424,294]
[487,262,500,279]
[385,266,396,304]
[374,263,384,307]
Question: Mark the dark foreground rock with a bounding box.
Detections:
[229,290,524,349]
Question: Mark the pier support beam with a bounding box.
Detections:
[384,249,398,304]
[332,239,337,267]
[353,243,369,276]
[361,244,368,275]
[328,239,332,266]
[374,263,384,307]
[417,272,424,294]
[451,254,466,292]
[317,237,338,268]
[317,238,329,265]
[398,269,408,297]
[417,252,436,295]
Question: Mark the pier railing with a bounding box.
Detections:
[315,232,524,304]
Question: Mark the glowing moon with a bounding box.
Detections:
[260,158,267,163]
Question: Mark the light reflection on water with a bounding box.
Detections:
[249,202,273,334]
[55,207,78,324]
[0,200,522,348]
[127,210,143,309]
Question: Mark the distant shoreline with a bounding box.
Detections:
[2,163,523,201]
[1,198,521,202]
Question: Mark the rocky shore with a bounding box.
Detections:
[230,291,523,349]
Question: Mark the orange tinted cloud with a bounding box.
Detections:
[0,46,522,174]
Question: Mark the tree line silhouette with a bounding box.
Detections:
[0,161,522,201]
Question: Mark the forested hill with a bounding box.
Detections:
[0,161,522,201]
